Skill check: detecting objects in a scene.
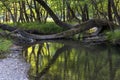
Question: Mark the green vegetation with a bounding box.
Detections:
[10,22,64,34]
[0,0,120,43]
[24,42,120,80]
[106,30,120,43]
[0,29,12,52]
[0,0,119,43]
[0,37,12,53]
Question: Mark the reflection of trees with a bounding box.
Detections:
[36,45,71,79]
[23,42,71,79]
[108,46,120,80]
[108,47,114,80]
[22,41,120,80]
[23,43,44,77]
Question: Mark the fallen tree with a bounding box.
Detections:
[0,0,119,44]
[0,19,117,42]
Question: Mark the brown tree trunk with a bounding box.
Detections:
[66,1,80,23]
[35,0,73,29]
[18,1,25,23]
[33,0,41,22]
[108,0,113,21]
[26,0,36,22]
[13,2,18,22]
[22,1,30,22]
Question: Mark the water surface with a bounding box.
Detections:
[22,40,120,80]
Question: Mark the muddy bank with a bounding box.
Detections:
[0,45,30,80]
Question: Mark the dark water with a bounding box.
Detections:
[22,40,120,80]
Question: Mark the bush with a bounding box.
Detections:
[106,30,120,42]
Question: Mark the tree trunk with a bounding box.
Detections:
[33,0,41,22]
[108,0,113,21]
[26,0,36,22]
[35,0,73,29]
[66,1,80,23]
[0,19,117,40]
[62,0,66,22]
[13,2,18,22]
[1,1,15,22]
[18,1,25,23]
[22,1,30,22]
[111,0,120,26]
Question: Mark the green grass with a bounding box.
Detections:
[0,38,12,53]
[9,22,64,34]
[106,30,120,42]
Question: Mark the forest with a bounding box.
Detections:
[0,0,119,44]
[0,0,120,80]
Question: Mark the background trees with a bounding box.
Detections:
[0,0,119,25]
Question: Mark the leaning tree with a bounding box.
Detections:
[0,0,119,42]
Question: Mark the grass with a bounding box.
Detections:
[0,22,64,52]
[9,22,64,34]
[0,29,12,53]
[0,37,12,53]
[7,21,120,43]
[106,30,120,42]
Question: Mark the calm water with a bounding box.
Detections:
[22,40,120,80]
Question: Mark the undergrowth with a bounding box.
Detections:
[9,22,64,34]
[106,30,120,42]
[0,37,12,53]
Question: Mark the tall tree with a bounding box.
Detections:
[111,0,120,25]
[108,0,113,21]
[0,0,16,22]
[35,0,73,29]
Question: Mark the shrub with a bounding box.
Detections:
[106,30,120,42]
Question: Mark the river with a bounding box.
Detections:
[1,40,120,80]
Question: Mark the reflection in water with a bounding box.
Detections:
[22,41,120,80]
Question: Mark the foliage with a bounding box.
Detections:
[0,0,120,42]
[0,37,12,52]
[0,0,119,23]
[106,30,120,42]
[11,22,64,34]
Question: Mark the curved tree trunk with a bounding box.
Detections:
[0,19,116,40]
[0,0,117,41]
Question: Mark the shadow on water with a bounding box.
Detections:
[22,40,120,80]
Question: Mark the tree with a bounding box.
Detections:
[0,0,119,42]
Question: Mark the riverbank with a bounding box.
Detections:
[0,45,30,80]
